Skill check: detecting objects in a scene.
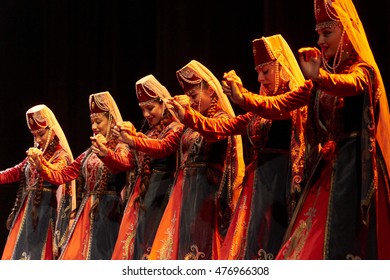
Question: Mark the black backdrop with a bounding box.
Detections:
[0,0,389,253]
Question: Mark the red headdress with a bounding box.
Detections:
[90,92,108,115]
[26,104,51,131]
[314,0,340,30]
[252,37,276,69]
[135,75,171,106]
[176,64,203,93]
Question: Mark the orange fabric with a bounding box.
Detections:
[1,200,26,259]
[59,199,92,260]
[148,172,183,260]
[218,163,255,259]
[43,223,53,260]
[111,181,141,260]
[242,80,312,119]
[212,225,223,260]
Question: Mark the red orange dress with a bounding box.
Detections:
[39,142,131,259]
[1,146,71,260]
[276,59,390,259]
[149,109,239,260]
[180,82,312,259]
[110,121,183,259]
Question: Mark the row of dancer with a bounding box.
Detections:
[1,0,390,260]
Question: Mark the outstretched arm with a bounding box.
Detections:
[168,96,250,138]
[28,147,81,185]
[91,134,135,173]
[221,69,312,118]
[125,123,184,158]
[298,47,368,97]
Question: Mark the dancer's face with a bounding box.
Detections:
[140,100,164,126]
[91,113,110,137]
[317,25,343,60]
[30,127,52,150]
[185,82,214,115]
[256,62,276,94]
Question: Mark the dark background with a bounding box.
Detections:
[0,0,389,254]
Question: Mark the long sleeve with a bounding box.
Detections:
[40,153,84,185]
[241,80,313,118]
[99,143,136,173]
[130,123,184,158]
[0,158,27,184]
[182,108,252,137]
[316,64,369,97]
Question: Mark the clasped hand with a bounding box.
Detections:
[90,134,108,157]
[166,95,191,121]
[221,70,245,106]
[112,121,137,143]
[26,147,43,171]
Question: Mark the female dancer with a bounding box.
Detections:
[275,0,390,259]
[149,60,245,260]
[103,74,183,259]
[2,104,73,259]
[30,92,131,259]
[169,35,311,259]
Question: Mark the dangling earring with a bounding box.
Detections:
[41,128,53,154]
[106,113,112,140]
[323,28,345,73]
[198,82,203,113]
[48,138,55,149]
[342,40,351,58]
[273,63,280,95]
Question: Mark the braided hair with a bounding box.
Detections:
[6,168,26,230]
[72,153,87,219]
[134,99,173,210]
[72,112,120,220]
[89,138,118,219]
[198,82,220,154]
[7,135,60,231]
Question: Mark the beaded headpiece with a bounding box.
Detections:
[26,104,52,131]
[26,104,75,215]
[252,34,307,99]
[89,92,110,115]
[315,0,340,31]
[89,91,123,140]
[26,104,74,160]
[89,91,123,122]
[252,37,276,69]
[136,74,171,106]
[176,60,246,215]
[176,64,203,93]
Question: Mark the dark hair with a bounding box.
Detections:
[7,135,60,231]
[135,101,173,210]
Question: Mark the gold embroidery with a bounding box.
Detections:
[19,252,30,260]
[257,249,274,260]
[280,206,316,260]
[54,220,68,258]
[282,220,310,259]
[81,228,90,259]
[229,195,248,259]
[346,254,362,260]
[184,245,205,260]
[281,178,324,260]
[157,212,177,260]
[141,247,151,260]
[121,223,136,260]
